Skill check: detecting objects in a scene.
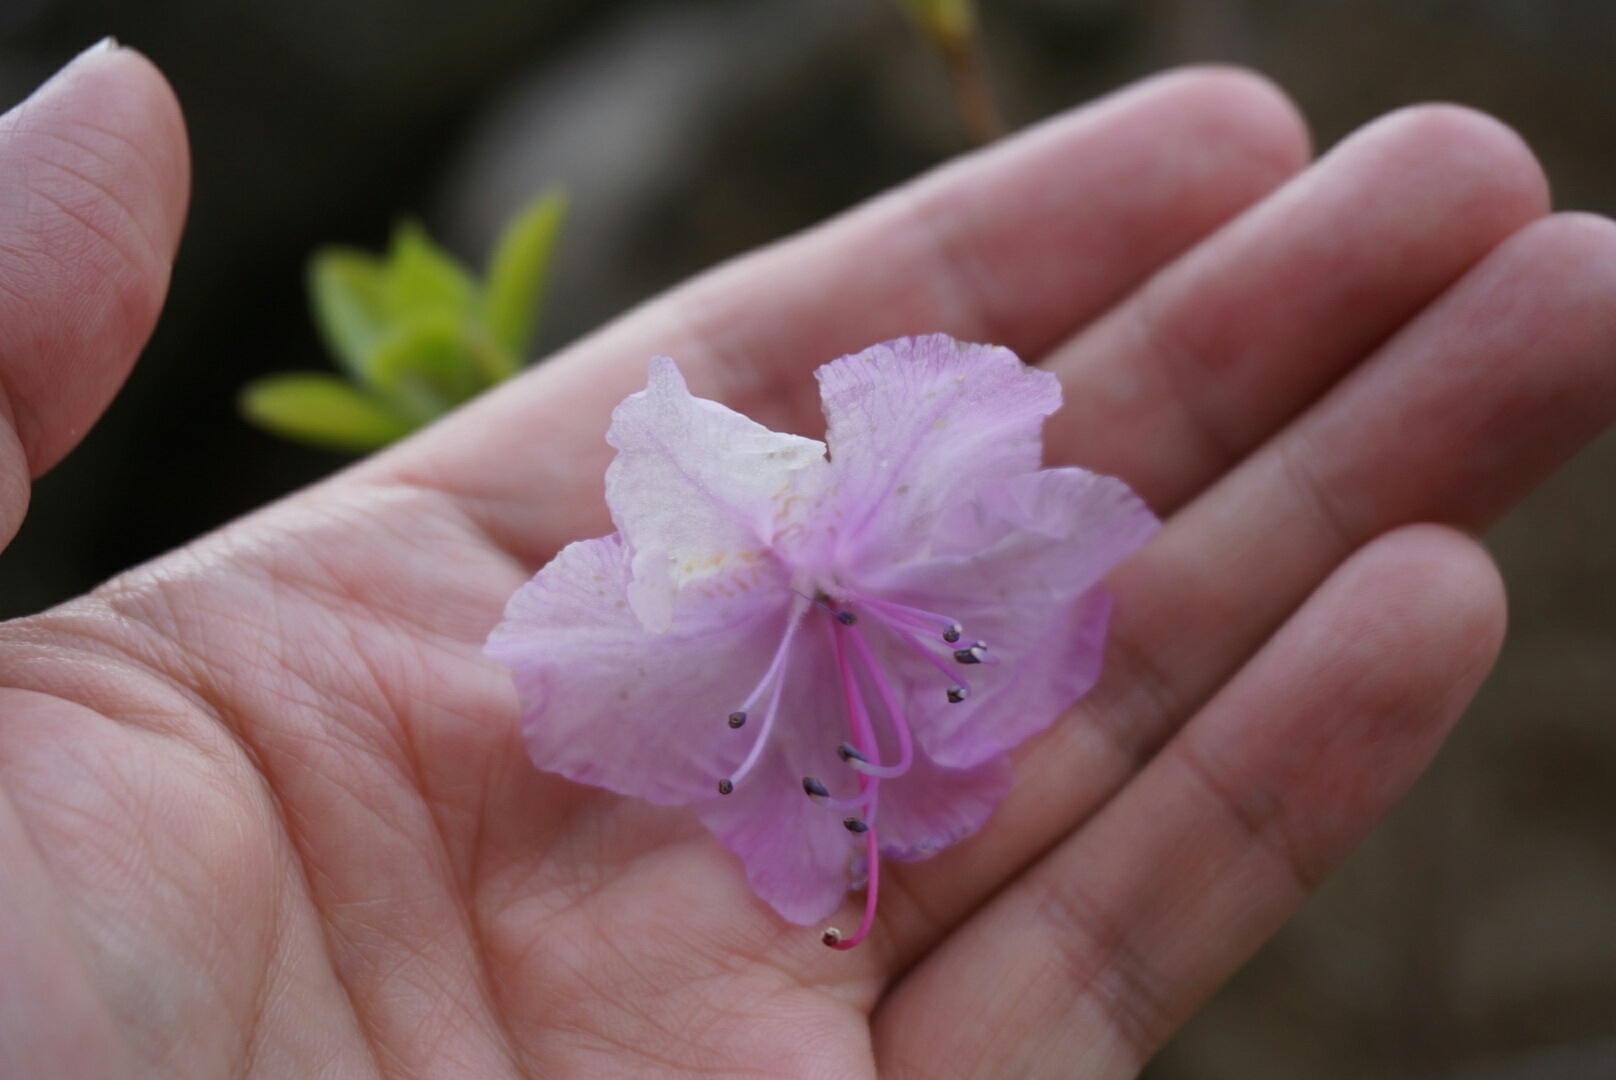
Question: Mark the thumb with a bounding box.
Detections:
[0,39,189,548]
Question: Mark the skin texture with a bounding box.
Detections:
[1,41,1615,1080]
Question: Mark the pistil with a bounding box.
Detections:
[822,827,880,950]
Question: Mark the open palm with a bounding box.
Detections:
[3,46,1614,1080]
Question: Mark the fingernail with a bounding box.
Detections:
[77,36,121,58]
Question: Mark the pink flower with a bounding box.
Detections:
[485,336,1159,947]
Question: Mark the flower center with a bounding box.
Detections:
[715,590,994,950]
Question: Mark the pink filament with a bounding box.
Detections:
[824,606,892,950]
[827,615,881,820]
[861,605,974,699]
[727,601,806,788]
[829,826,881,951]
[858,595,960,639]
[846,623,913,780]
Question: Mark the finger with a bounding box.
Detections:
[1087,212,1616,773]
[816,208,1616,986]
[370,67,1310,563]
[875,525,1506,1079]
[1043,104,1548,512]
[0,41,189,546]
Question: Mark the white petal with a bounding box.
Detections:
[605,357,825,630]
[484,533,799,805]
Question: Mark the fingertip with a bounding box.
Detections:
[1331,102,1550,237]
[1504,210,1616,293]
[1037,64,1313,212]
[1329,523,1508,725]
[0,39,190,476]
[1138,65,1314,176]
[1524,211,1616,351]
[29,40,191,265]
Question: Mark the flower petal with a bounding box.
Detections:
[812,336,1062,574]
[876,745,1012,863]
[864,467,1160,768]
[698,616,898,925]
[696,731,856,926]
[696,613,1017,923]
[606,357,826,630]
[484,533,798,805]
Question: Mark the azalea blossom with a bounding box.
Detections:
[485,335,1159,948]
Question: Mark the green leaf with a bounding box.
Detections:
[366,315,514,422]
[307,223,486,388]
[239,373,415,454]
[385,220,479,322]
[308,250,390,380]
[483,188,566,358]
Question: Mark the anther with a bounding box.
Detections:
[802,776,830,799]
[836,610,857,626]
[727,711,747,729]
[821,928,843,947]
[942,623,962,643]
[844,817,870,834]
[717,779,734,795]
[954,641,988,665]
[947,686,968,704]
[837,743,869,764]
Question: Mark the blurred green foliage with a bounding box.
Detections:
[896,0,976,51]
[240,189,565,453]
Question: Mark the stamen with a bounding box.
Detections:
[824,618,882,792]
[844,623,914,781]
[723,599,809,790]
[803,775,869,812]
[836,610,857,626]
[858,595,966,643]
[716,779,733,795]
[822,613,884,951]
[824,827,881,950]
[891,625,975,696]
[954,641,989,665]
[947,686,968,704]
[843,817,870,834]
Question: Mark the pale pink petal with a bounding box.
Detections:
[694,613,1015,924]
[484,533,798,805]
[875,745,1012,863]
[488,341,1159,930]
[862,467,1159,768]
[606,357,825,630]
[696,731,856,925]
[699,620,898,925]
[807,336,1061,574]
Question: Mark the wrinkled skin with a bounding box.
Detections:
[2,44,1615,1080]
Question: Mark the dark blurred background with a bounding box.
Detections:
[1,1,1613,1077]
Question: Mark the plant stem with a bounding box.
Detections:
[940,32,1003,145]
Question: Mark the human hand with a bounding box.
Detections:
[1,43,1613,1080]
